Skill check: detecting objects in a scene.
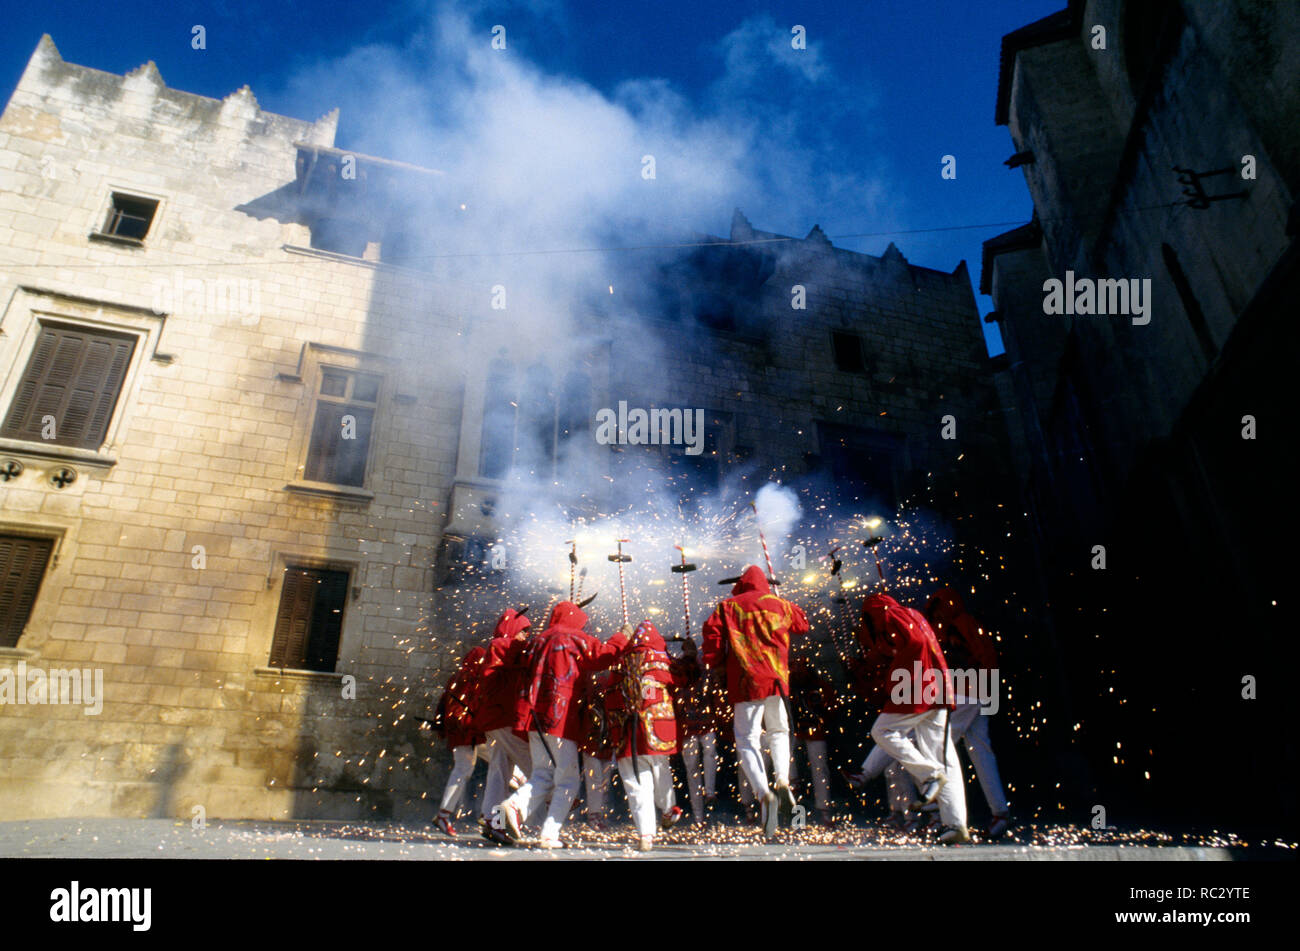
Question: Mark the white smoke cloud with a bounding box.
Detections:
[261,2,910,632]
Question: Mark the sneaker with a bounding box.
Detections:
[918,774,946,806]
[987,814,1010,840]
[501,801,524,841]
[660,805,684,828]
[435,811,456,837]
[762,790,780,839]
[774,782,798,824]
[535,836,563,850]
[637,836,654,852]
[938,825,972,845]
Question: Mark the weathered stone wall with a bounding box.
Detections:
[0,37,467,820]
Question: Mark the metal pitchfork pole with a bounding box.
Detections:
[671,545,697,638]
[862,520,886,589]
[608,539,632,627]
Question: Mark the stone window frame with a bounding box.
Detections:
[0,518,70,660]
[86,183,169,249]
[0,287,167,470]
[280,342,391,503]
[252,549,362,682]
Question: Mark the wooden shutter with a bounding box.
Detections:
[303,569,348,672]
[0,535,54,648]
[268,568,316,668]
[1,325,136,449]
[268,566,348,671]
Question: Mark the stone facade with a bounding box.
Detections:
[0,35,1011,821]
[984,0,1298,833]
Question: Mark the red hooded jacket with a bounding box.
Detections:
[925,587,997,682]
[474,609,532,734]
[702,565,811,704]
[605,620,681,759]
[514,601,627,742]
[861,593,952,715]
[435,645,488,748]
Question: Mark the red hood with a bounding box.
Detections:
[546,600,589,631]
[731,565,770,596]
[862,593,909,647]
[629,620,666,652]
[925,586,967,628]
[465,645,488,665]
[492,608,532,639]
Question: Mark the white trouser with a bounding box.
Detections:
[735,696,790,801]
[861,741,918,812]
[484,728,531,822]
[617,753,676,838]
[737,730,772,805]
[439,743,487,815]
[870,709,967,830]
[680,732,718,819]
[791,738,830,809]
[583,753,615,818]
[505,734,582,842]
[950,698,1009,816]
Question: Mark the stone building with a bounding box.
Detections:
[983,0,1297,832]
[0,35,1012,821]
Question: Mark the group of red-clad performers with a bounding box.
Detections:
[428,566,1009,850]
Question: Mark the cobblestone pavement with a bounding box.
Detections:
[0,818,1249,860]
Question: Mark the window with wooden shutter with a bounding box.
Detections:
[1,324,136,449]
[303,369,380,486]
[268,565,349,672]
[0,534,54,648]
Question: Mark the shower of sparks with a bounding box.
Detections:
[261,466,1221,852]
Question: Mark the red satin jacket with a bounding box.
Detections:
[702,566,810,704]
[436,645,487,748]
[605,621,682,759]
[475,609,533,734]
[861,593,952,715]
[514,601,627,742]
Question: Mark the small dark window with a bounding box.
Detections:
[304,368,382,486]
[102,194,158,241]
[831,330,866,373]
[1,324,136,449]
[0,534,54,647]
[268,565,349,672]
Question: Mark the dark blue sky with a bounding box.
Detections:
[3,1,1065,355]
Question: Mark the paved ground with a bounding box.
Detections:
[0,818,1258,860]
